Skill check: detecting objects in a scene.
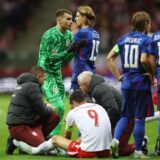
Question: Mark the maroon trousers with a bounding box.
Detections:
[9,112,60,147]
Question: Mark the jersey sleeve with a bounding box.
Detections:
[66,110,75,127]
[73,30,81,42]
[142,38,153,55]
[73,29,87,42]
[38,33,54,68]
[39,34,72,70]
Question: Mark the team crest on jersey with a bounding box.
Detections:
[52,49,57,55]
[52,87,59,94]
[66,39,70,46]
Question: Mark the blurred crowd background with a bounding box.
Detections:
[0,0,160,92]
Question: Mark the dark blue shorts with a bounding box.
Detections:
[70,82,79,91]
[121,89,154,119]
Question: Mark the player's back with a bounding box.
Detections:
[151,31,160,63]
[70,103,112,151]
[150,31,160,86]
[71,28,100,84]
[117,32,151,91]
[74,27,99,61]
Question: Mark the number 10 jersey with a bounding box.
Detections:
[113,31,151,91]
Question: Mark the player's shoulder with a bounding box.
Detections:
[42,27,56,39]
[152,31,160,41]
[75,27,99,39]
[66,29,72,35]
[66,109,74,119]
[116,32,130,44]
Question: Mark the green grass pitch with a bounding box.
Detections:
[0,94,159,160]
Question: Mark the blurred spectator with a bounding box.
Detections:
[0,0,42,65]
[70,0,159,52]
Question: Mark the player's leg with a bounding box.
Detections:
[154,90,160,155]
[119,118,135,156]
[48,99,64,135]
[41,111,60,137]
[41,76,64,135]
[52,135,72,150]
[9,125,46,147]
[13,138,55,154]
[110,89,131,158]
[133,90,153,158]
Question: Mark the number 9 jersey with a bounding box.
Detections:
[113,31,151,91]
[66,103,112,152]
[71,27,100,91]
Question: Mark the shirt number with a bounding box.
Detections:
[124,44,139,68]
[87,109,98,127]
[90,40,100,61]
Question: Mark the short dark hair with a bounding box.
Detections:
[69,89,86,104]
[55,9,72,18]
[30,66,45,76]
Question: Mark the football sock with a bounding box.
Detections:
[133,119,144,151]
[145,111,159,123]
[32,138,54,154]
[114,117,130,140]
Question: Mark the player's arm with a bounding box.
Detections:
[64,110,75,139]
[64,124,73,139]
[63,30,82,63]
[149,54,156,76]
[51,41,87,63]
[141,40,156,76]
[106,44,123,81]
[140,53,151,72]
[28,84,53,119]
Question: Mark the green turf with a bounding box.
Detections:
[0,94,159,159]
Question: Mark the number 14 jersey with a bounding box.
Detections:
[66,103,112,152]
[113,31,151,91]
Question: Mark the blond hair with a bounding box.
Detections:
[77,6,96,27]
[132,11,151,32]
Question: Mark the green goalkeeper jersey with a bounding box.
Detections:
[38,26,74,101]
[38,26,73,75]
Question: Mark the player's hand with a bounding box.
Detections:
[67,40,87,53]
[45,103,56,111]
[118,75,123,81]
[70,23,77,35]
[142,72,152,82]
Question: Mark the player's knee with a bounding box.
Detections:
[52,135,61,145]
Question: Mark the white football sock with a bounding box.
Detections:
[145,111,160,123]
[32,138,54,154]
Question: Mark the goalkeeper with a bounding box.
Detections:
[38,8,86,135]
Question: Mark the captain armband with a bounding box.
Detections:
[113,44,120,55]
[65,125,73,132]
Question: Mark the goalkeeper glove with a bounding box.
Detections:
[67,39,87,53]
